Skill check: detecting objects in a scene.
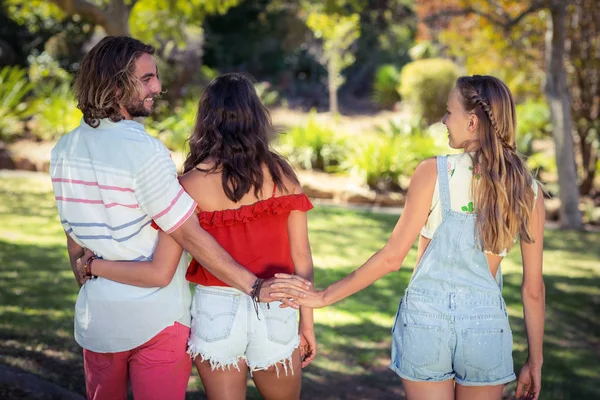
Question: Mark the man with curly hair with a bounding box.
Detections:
[50,36,310,400]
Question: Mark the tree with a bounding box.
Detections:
[305,12,360,114]
[417,0,583,229]
[567,0,600,195]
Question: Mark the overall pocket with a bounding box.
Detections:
[264,302,298,345]
[193,288,240,342]
[462,328,503,372]
[401,322,442,368]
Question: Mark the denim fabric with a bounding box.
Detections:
[389,156,516,386]
[187,285,300,376]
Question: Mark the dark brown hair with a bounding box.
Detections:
[183,73,299,202]
[74,36,155,128]
[456,75,536,253]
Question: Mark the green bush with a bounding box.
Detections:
[372,64,401,110]
[254,81,279,107]
[398,58,460,124]
[344,118,447,190]
[29,82,82,140]
[0,66,33,142]
[515,100,552,155]
[149,98,198,152]
[275,111,345,171]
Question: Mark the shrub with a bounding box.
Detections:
[29,82,82,140]
[0,66,33,142]
[515,100,552,155]
[372,64,401,110]
[254,81,279,107]
[344,118,447,190]
[149,98,198,152]
[275,111,345,171]
[398,58,460,124]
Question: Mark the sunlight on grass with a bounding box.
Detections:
[1,174,599,399]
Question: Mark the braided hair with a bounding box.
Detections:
[455,75,536,254]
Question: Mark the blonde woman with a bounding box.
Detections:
[290,75,545,400]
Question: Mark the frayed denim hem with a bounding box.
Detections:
[186,343,247,372]
[247,337,300,378]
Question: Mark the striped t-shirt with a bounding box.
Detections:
[50,118,195,353]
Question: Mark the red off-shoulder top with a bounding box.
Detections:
[156,185,313,287]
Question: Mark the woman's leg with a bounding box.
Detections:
[195,358,248,400]
[455,383,504,400]
[251,348,302,400]
[401,379,455,400]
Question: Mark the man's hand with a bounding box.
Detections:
[258,273,311,309]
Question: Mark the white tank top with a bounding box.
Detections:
[420,152,538,256]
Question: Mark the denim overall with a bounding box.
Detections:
[389,156,516,386]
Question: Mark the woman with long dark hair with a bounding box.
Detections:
[83,73,316,399]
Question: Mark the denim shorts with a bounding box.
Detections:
[187,285,300,376]
[389,288,516,386]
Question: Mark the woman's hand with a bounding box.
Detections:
[74,249,95,286]
[298,325,317,368]
[516,359,542,400]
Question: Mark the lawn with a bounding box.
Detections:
[0,172,599,399]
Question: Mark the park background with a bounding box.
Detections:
[0,0,598,399]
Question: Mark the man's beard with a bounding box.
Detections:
[124,98,152,118]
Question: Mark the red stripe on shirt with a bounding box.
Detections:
[151,188,185,220]
[52,178,134,192]
[165,202,197,234]
[55,196,139,209]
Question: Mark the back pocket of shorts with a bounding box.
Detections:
[401,323,442,368]
[462,328,503,372]
[264,302,298,345]
[194,289,239,342]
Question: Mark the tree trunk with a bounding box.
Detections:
[50,0,131,37]
[544,1,583,229]
[328,54,339,114]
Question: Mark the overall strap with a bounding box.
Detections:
[436,155,452,213]
[495,264,503,290]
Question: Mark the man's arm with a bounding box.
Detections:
[170,216,311,304]
[133,146,310,304]
[64,231,88,287]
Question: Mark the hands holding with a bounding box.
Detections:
[258,273,315,309]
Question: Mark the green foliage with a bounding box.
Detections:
[276,111,345,171]
[344,118,446,190]
[408,40,439,60]
[131,0,240,46]
[0,66,33,142]
[372,64,401,110]
[399,58,460,125]
[305,12,360,112]
[515,100,552,155]
[29,82,82,140]
[254,82,279,107]
[149,98,198,152]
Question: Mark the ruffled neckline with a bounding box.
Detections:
[198,193,313,228]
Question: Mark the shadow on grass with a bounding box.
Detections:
[0,239,86,394]
[1,193,599,399]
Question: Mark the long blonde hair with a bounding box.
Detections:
[456,75,536,253]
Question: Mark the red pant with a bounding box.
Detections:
[83,322,191,400]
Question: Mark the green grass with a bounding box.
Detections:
[0,173,599,399]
